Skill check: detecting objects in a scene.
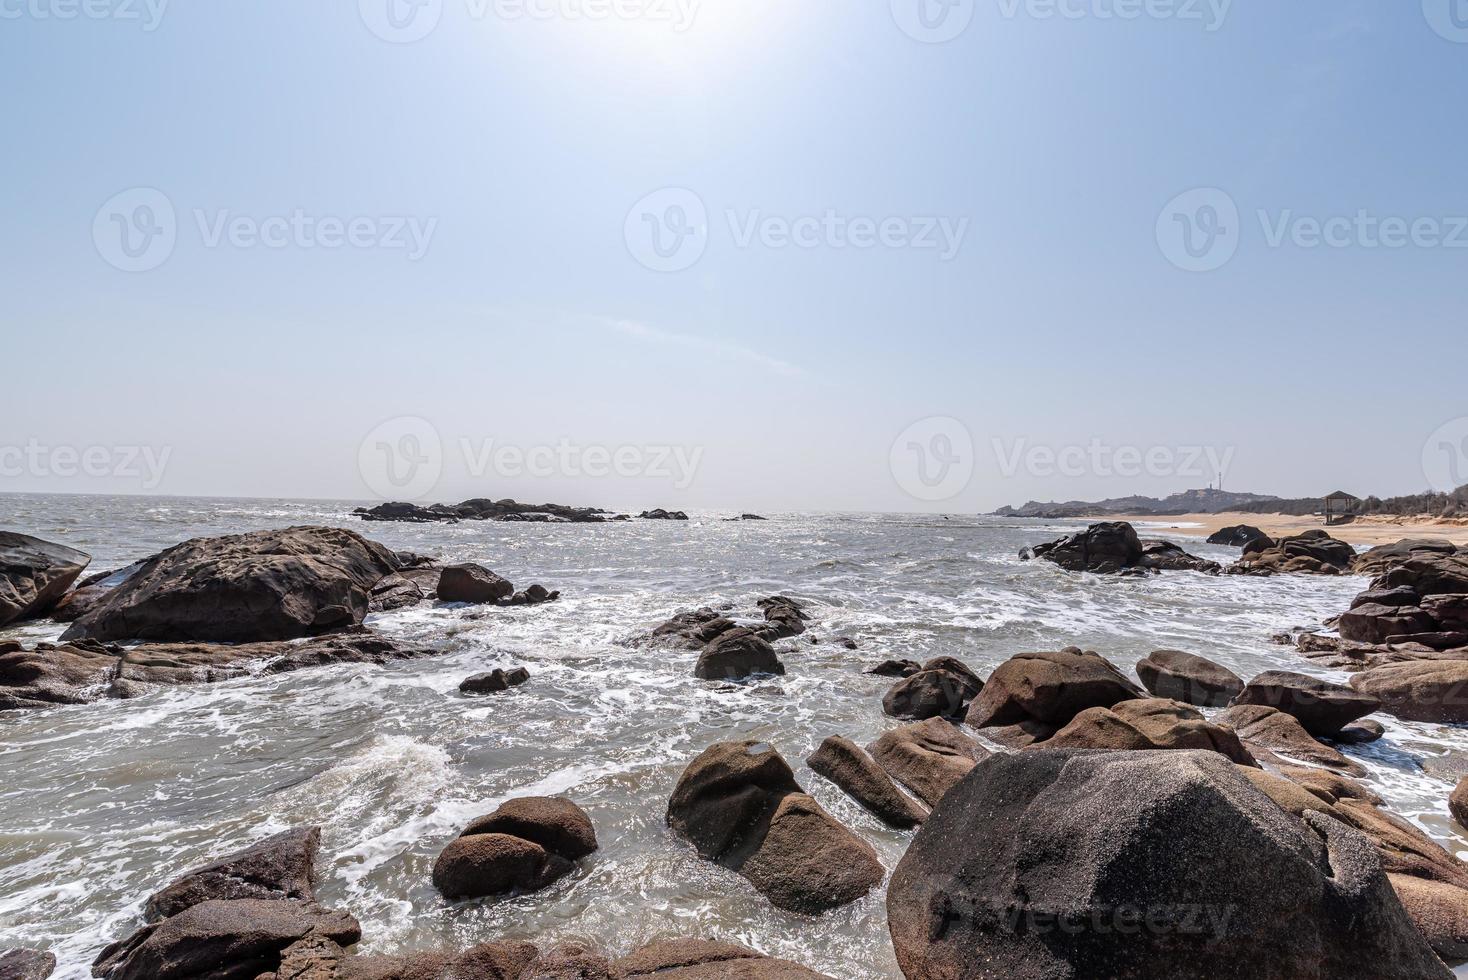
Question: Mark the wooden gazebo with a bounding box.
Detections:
[1324,490,1360,526]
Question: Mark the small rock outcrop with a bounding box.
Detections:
[1350,660,1468,723]
[807,735,927,829]
[1019,521,1143,573]
[887,749,1450,980]
[694,628,786,682]
[1134,649,1244,706]
[1228,530,1357,576]
[355,498,618,524]
[460,667,531,694]
[867,718,988,808]
[62,527,401,643]
[1037,698,1255,764]
[433,797,597,901]
[666,741,884,913]
[965,649,1143,731]
[639,509,690,521]
[1208,524,1271,548]
[881,657,983,720]
[436,563,515,604]
[144,827,320,921]
[0,532,91,627]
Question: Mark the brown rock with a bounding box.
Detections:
[806,736,927,829]
[1213,704,1366,776]
[964,649,1143,729]
[430,834,572,900]
[460,797,598,860]
[0,949,55,980]
[881,658,982,721]
[436,563,514,604]
[1390,874,1468,963]
[613,939,832,978]
[145,827,319,921]
[1351,660,1468,723]
[1453,777,1468,832]
[0,533,90,627]
[693,627,785,682]
[1134,649,1244,707]
[1039,698,1255,764]
[459,667,530,694]
[1230,670,1381,736]
[523,943,614,979]
[867,718,988,808]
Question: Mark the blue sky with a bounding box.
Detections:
[3,0,1466,512]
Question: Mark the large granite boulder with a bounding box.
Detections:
[1213,704,1366,776]
[666,741,883,913]
[145,827,320,921]
[1134,649,1244,707]
[881,657,983,720]
[613,939,832,978]
[1208,525,1270,548]
[1350,661,1468,723]
[1230,670,1381,736]
[694,627,785,681]
[1391,874,1468,962]
[1374,554,1468,597]
[0,949,55,980]
[1038,698,1254,764]
[1019,522,1143,574]
[1354,540,1461,577]
[92,899,362,980]
[433,797,596,900]
[1339,603,1440,645]
[965,649,1143,730]
[0,533,90,627]
[807,735,927,829]
[867,718,988,808]
[887,750,1449,979]
[62,527,401,643]
[436,563,514,604]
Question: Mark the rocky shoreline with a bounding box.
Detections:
[5,518,1468,977]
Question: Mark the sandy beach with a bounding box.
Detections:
[1112,511,1468,547]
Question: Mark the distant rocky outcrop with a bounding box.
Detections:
[1227,530,1357,577]
[355,498,622,524]
[459,666,530,694]
[993,487,1282,519]
[1020,522,1217,575]
[0,532,90,627]
[639,509,689,521]
[666,741,884,913]
[887,749,1450,980]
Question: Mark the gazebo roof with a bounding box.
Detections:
[1325,490,1360,501]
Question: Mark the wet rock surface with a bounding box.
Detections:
[0,533,91,628]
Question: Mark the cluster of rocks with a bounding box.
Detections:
[355,498,623,524]
[638,509,689,520]
[0,527,560,713]
[1288,541,1468,723]
[83,815,831,979]
[635,596,812,682]
[1019,522,1220,575]
[1226,528,1358,576]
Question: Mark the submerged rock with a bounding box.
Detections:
[0,532,90,627]
[436,563,514,604]
[887,749,1449,980]
[433,798,597,901]
[62,527,401,643]
[460,667,530,694]
[666,741,883,914]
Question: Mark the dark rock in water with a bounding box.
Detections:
[437,563,514,604]
[0,532,90,627]
[355,498,618,524]
[1020,521,1143,574]
[881,657,983,721]
[1331,719,1385,745]
[145,827,320,921]
[757,595,810,639]
[1214,704,1366,776]
[1231,670,1381,736]
[1208,524,1271,548]
[639,509,689,521]
[1352,586,1423,610]
[867,659,920,678]
[460,667,530,694]
[867,718,988,808]
[1037,698,1255,764]
[1138,539,1222,574]
[613,939,831,978]
[694,627,785,681]
[49,562,143,623]
[1135,649,1244,707]
[507,583,558,606]
[92,898,362,980]
[666,741,883,914]
[0,949,55,980]
[1350,660,1468,723]
[460,797,598,860]
[62,527,400,643]
[1232,530,1358,576]
[886,749,1450,980]
[965,649,1143,730]
[639,608,740,650]
[807,735,927,829]
[366,572,426,613]
[1354,539,1462,577]
[433,796,597,901]
[0,631,436,712]
[730,513,769,521]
